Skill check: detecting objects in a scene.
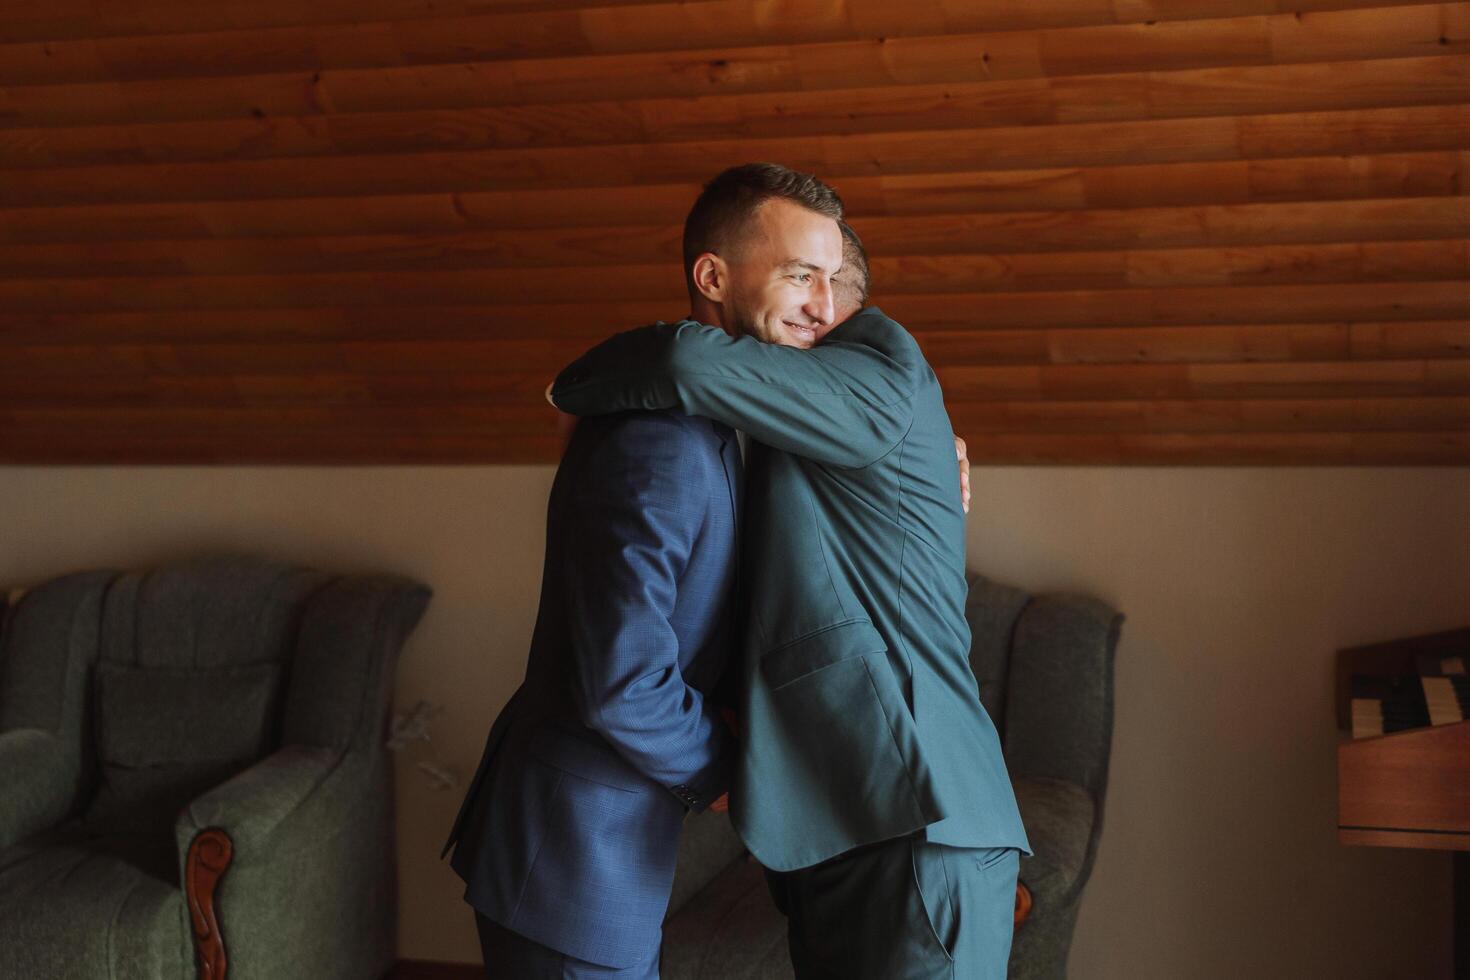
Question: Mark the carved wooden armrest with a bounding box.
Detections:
[175,747,356,980]
[1014,881,1033,928]
[186,827,234,980]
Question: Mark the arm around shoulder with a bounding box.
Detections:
[553,309,924,468]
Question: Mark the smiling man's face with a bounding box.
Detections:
[721,197,843,350]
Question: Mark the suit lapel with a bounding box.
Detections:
[711,421,743,609]
[711,420,742,523]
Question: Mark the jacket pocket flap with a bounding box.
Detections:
[527,727,645,793]
[760,619,888,690]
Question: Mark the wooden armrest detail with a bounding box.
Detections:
[1014,881,1033,928]
[186,828,234,980]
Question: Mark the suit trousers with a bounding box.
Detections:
[476,914,660,980]
[766,836,1019,980]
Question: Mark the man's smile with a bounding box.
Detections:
[783,320,818,347]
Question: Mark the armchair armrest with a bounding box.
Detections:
[0,728,73,849]
[176,744,352,856]
[1012,776,1096,910]
[173,745,382,980]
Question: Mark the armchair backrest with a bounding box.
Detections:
[99,558,327,673]
[283,573,433,751]
[965,573,1123,799]
[1002,592,1122,799]
[1,557,431,839]
[0,571,118,820]
[87,558,332,830]
[965,575,1033,737]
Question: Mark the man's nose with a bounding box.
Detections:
[804,277,835,327]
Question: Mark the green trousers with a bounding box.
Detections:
[767,836,1020,980]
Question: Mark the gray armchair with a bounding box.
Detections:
[659,572,1121,979]
[0,557,430,980]
[662,809,789,979]
[968,573,1123,980]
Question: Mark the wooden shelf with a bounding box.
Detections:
[1336,628,1470,850]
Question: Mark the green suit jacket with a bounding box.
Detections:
[552,307,1030,871]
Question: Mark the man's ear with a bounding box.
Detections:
[691,252,728,303]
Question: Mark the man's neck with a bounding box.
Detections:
[688,299,737,338]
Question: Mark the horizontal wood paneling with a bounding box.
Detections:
[3,397,1467,432]
[5,103,1468,208]
[937,360,1470,400]
[951,396,1470,432]
[0,0,676,45]
[1,2,1464,464]
[4,5,1463,129]
[951,431,1470,463]
[1,323,1463,380]
[0,427,562,464]
[3,242,1462,312]
[0,304,676,343]
[0,340,581,376]
[4,361,1466,405]
[0,372,552,407]
[919,321,1470,364]
[0,425,1462,465]
[6,55,1467,169]
[0,0,1444,57]
[887,281,1470,330]
[3,204,1464,276]
[1,151,1461,244]
[0,280,1463,337]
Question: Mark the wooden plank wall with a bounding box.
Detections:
[0,0,1466,464]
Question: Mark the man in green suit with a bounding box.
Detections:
[552,164,1030,979]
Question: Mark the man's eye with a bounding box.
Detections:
[793,273,811,283]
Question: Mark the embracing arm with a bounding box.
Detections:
[551,309,924,469]
[563,413,734,809]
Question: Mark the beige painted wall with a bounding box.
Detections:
[1,465,1465,978]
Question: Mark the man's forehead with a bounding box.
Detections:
[778,257,841,275]
[751,197,840,248]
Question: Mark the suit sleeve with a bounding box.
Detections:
[562,413,734,810]
[551,313,922,469]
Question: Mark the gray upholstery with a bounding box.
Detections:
[668,807,749,916]
[0,571,116,852]
[86,661,284,833]
[0,557,430,980]
[970,575,1123,980]
[1004,593,1120,798]
[0,830,189,980]
[663,848,792,979]
[661,573,1120,979]
[1010,777,1095,905]
[966,575,1033,733]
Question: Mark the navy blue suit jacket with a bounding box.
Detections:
[444,409,740,968]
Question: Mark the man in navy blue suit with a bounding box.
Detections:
[442,405,743,978]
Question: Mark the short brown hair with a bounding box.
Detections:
[835,221,871,310]
[682,163,844,300]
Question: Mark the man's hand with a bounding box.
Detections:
[706,708,739,812]
[956,435,971,514]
